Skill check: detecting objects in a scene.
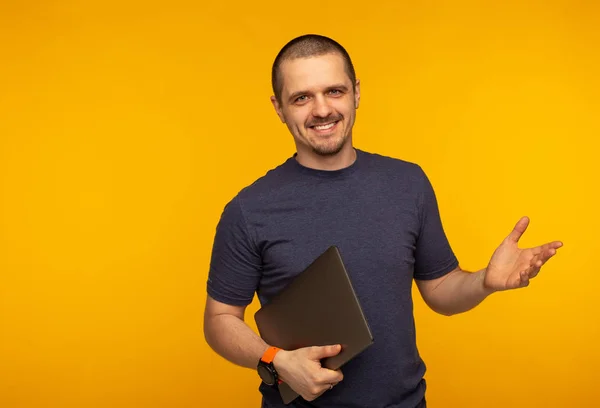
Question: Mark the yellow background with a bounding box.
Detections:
[1,1,598,407]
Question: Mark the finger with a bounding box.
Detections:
[528,255,553,279]
[316,368,344,385]
[533,257,545,268]
[539,250,554,264]
[532,246,559,267]
[507,216,530,244]
[528,246,558,278]
[546,243,563,256]
[519,270,530,287]
[510,272,523,289]
[529,266,541,279]
[316,377,343,393]
[533,241,564,256]
[305,387,327,402]
[328,369,343,384]
[306,373,341,400]
[310,344,341,360]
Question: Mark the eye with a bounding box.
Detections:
[328,89,342,96]
[295,95,308,103]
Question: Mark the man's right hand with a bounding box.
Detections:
[272,345,344,402]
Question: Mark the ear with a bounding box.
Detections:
[354,79,361,109]
[270,96,286,123]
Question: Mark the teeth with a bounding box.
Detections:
[314,122,336,130]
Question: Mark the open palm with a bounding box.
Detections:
[484,217,563,291]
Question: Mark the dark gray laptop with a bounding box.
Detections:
[254,246,374,404]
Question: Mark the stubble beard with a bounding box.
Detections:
[310,134,347,156]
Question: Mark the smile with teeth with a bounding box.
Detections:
[311,121,338,131]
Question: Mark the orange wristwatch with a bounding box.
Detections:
[257,346,282,386]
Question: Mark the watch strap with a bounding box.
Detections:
[261,346,281,364]
[260,346,283,384]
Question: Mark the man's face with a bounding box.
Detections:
[271,53,360,157]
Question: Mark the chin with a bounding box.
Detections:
[311,138,347,156]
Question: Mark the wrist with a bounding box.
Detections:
[272,349,288,382]
[480,268,497,296]
[272,348,287,368]
[257,346,283,386]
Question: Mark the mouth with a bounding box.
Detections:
[309,120,340,134]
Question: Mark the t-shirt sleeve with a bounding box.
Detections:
[206,195,262,306]
[413,167,459,280]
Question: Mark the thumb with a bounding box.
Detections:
[507,216,529,244]
[310,344,342,360]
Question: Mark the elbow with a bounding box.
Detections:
[432,306,456,317]
[203,323,211,345]
[425,300,459,317]
[203,315,218,351]
[437,309,457,317]
[432,305,470,317]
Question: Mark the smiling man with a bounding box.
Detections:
[203,34,562,408]
[271,51,359,168]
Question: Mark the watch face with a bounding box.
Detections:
[257,364,275,385]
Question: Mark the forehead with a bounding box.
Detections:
[279,53,351,96]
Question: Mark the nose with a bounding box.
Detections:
[311,94,333,118]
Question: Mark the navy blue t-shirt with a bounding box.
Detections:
[207,149,458,408]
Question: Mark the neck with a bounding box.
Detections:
[295,143,357,171]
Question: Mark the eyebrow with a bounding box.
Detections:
[287,84,350,103]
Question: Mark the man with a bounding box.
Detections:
[203,34,562,408]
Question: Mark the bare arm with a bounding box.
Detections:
[416,267,494,316]
[416,217,563,316]
[203,295,269,369]
[203,295,344,401]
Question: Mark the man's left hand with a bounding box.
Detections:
[483,216,563,291]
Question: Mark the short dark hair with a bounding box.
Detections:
[271,34,357,103]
